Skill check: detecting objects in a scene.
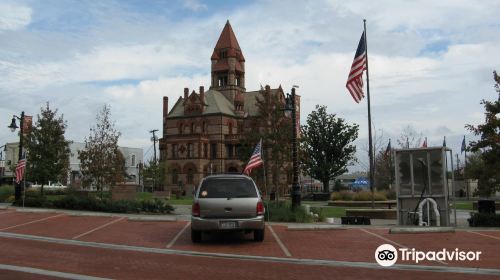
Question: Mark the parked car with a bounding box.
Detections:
[191,174,265,243]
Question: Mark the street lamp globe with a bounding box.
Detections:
[8,117,18,132]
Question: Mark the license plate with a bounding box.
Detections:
[219,221,238,229]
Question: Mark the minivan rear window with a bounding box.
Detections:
[198,178,258,198]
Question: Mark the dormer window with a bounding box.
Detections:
[220,50,227,58]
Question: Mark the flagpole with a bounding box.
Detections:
[262,140,268,199]
[364,19,375,209]
[464,138,468,199]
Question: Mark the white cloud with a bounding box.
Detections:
[183,0,207,12]
[0,2,32,31]
[0,0,499,167]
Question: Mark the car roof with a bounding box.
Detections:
[202,174,252,179]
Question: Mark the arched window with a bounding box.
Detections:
[191,123,195,133]
[172,169,178,185]
[179,124,183,134]
[187,168,194,184]
[131,154,136,166]
[228,122,233,134]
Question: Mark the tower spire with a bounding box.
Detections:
[210,21,246,101]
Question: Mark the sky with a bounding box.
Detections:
[0,0,499,171]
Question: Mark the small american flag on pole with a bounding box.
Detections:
[15,152,26,184]
[346,31,367,103]
[243,139,263,176]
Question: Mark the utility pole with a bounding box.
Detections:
[150,129,159,191]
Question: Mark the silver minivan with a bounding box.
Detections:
[191,174,265,243]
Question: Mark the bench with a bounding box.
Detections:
[341,216,371,225]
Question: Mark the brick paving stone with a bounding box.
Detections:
[0,237,498,280]
[6,215,116,239]
[272,225,378,262]
[0,269,61,280]
[0,212,59,230]
[77,219,188,248]
[171,225,285,257]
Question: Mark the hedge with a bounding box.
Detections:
[468,212,500,227]
[13,195,174,214]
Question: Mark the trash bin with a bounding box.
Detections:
[478,200,496,214]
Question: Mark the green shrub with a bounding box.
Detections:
[265,201,313,223]
[330,191,354,201]
[51,195,173,214]
[384,189,396,200]
[352,191,387,201]
[468,213,500,227]
[0,185,14,202]
[141,199,174,213]
[13,196,52,208]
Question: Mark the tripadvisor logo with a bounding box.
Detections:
[375,244,398,267]
[375,244,482,267]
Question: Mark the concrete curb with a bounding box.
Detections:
[389,227,456,234]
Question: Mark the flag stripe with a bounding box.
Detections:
[15,153,26,184]
[243,139,263,175]
[346,31,367,103]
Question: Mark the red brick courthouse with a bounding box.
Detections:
[159,21,300,195]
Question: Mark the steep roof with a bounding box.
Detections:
[244,88,283,117]
[214,20,241,51]
[168,87,286,119]
[168,89,235,118]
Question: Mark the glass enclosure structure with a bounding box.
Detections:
[394,147,455,226]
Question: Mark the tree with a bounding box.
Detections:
[142,158,167,192]
[26,103,71,195]
[79,105,125,197]
[465,71,500,196]
[396,125,423,148]
[300,105,359,193]
[373,150,392,190]
[238,87,292,196]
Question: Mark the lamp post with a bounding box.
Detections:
[284,87,301,209]
[8,111,25,201]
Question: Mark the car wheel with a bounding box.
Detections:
[254,228,265,242]
[191,229,202,243]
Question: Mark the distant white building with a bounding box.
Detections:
[1,142,143,188]
[69,142,143,189]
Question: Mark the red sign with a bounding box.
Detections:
[23,116,32,135]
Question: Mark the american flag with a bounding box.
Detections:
[421,137,427,148]
[15,152,26,184]
[346,31,367,103]
[384,139,391,159]
[243,139,263,176]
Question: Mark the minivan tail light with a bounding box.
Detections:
[256,201,265,216]
[192,202,200,217]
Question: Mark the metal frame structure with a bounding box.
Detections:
[393,147,456,226]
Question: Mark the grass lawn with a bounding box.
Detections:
[311,206,346,218]
[136,192,153,201]
[454,200,473,211]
